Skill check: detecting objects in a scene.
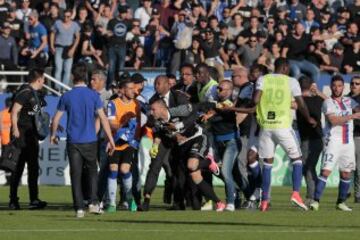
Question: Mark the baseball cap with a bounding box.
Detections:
[131,73,147,83]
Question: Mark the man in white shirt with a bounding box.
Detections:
[134,0,152,31]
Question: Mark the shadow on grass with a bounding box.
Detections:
[77,219,360,229]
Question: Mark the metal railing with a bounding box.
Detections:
[0,71,71,96]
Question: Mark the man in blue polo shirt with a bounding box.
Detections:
[51,63,115,218]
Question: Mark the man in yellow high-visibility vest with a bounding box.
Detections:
[252,58,317,211]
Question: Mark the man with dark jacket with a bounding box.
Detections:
[142,75,189,211]
[173,64,198,103]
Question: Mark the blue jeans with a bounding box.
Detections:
[107,46,126,89]
[54,47,73,86]
[289,59,320,82]
[215,138,241,204]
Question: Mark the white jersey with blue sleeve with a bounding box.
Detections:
[322,97,358,143]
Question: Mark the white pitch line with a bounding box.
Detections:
[0,229,358,233]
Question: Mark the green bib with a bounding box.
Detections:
[256,74,292,129]
[198,79,218,102]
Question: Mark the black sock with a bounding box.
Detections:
[197,180,220,203]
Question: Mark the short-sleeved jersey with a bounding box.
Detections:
[107,98,140,150]
[322,97,358,144]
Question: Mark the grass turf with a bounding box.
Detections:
[0,186,359,240]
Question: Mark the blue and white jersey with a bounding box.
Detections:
[322,97,358,144]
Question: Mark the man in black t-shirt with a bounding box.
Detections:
[282,22,320,82]
[296,76,326,205]
[106,5,131,89]
[9,68,48,210]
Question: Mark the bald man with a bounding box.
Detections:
[149,99,226,211]
[142,75,189,211]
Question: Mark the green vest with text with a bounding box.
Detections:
[198,79,218,102]
[256,74,292,129]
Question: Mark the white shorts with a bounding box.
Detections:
[321,138,356,172]
[258,128,302,159]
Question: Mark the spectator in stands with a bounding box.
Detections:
[16,0,32,30]
[336,7,350,33]
[282,22,320,82]
[238,16,262,45]
[50,9,80,87]
[94,3,113,30]
[302,8,320,34]
[0,22,18,71]
[343,37,360,74]
[341,22,359,49]
[154,0,177,31]
[221,7,232,24]
[21,10,48,69]
[228,13,243,40]
[76,6,92,30]
[106,5,131,88]
[265,16,276,37]
[126,45,150,70]
[0,0,10,23]
[322,22,342,51]
[134,0,153,31]
[224,42,242,69]
[219,22,230,47]
[320,42,344,74]
[126,19,144,44]
[200,28,227,79]
[77,24,105,73]
[237,34,263,68]
[7,7,24,44]
[40,3,61,34]
[184,37,204,66]
[288,0,306,21]
[169,10,195,75]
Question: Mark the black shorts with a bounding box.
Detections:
[108,147,135,165]
[178,135,209,162]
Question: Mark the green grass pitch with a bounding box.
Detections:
[0,186,359,240]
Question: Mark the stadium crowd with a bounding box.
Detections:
[0,0,359,88]
[0,0,360,218]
